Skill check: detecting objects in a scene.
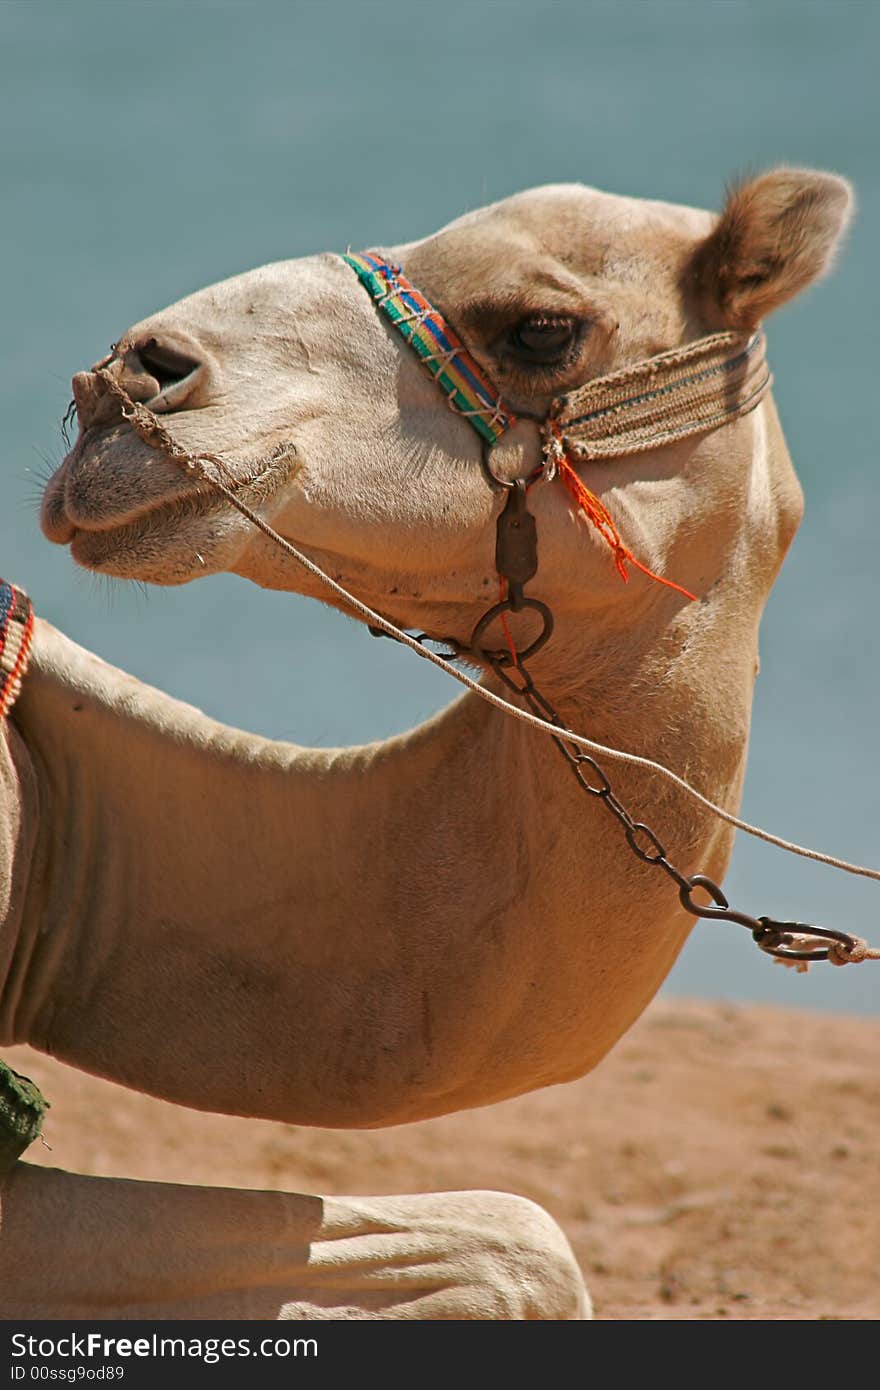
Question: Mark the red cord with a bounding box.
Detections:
[498,578,519,667]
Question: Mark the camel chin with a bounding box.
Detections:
[67,510,220,585]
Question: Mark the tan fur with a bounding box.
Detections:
[692,168,852,330]
[0,169,848,1318]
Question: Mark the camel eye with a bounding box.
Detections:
[508,316,579,366]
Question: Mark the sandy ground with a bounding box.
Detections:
[5,998,878,1321]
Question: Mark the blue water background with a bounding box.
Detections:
[1,1,878,1014]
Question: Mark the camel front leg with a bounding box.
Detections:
[0,1164,590,1320]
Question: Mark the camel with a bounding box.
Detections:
[0,167,851,1319]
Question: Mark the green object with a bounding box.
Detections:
[0,1059,48,1176]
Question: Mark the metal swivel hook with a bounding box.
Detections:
[678,873,862,963]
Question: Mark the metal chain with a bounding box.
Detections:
[486,649,862,963]
[472,476,869,967]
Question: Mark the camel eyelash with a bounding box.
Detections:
[498,316,590,373]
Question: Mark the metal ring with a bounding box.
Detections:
[678,872,728,916]
[470,598,554,665]
[480,438,515,492]
[480,432,550,493]
[678,873,764,934]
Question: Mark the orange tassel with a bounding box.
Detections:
[554,446,697,603]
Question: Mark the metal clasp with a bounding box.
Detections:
[495,479,538,609]
[678,873,862,963]
[469,476,553,663]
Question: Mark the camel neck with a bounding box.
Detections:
[3,599,751,1126]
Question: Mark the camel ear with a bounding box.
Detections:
[693,168,853,331]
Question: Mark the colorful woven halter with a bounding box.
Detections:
[343,251,773,601]
[343,252,516,445]
[0,580,34,720]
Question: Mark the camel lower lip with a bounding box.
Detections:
[66,494,209,578]
[69,519,155,573]
[56,455,290,562]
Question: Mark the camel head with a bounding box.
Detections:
[43,169,851,664]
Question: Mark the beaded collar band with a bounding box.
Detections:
[0,581,34,720]
[0,580,46,1164]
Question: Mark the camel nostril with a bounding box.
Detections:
[129,337,204,412]
[135,338,198,391]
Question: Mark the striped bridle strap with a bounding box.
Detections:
[0,580,34,720]
[552,330,771,461]
[342,252,515,446]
